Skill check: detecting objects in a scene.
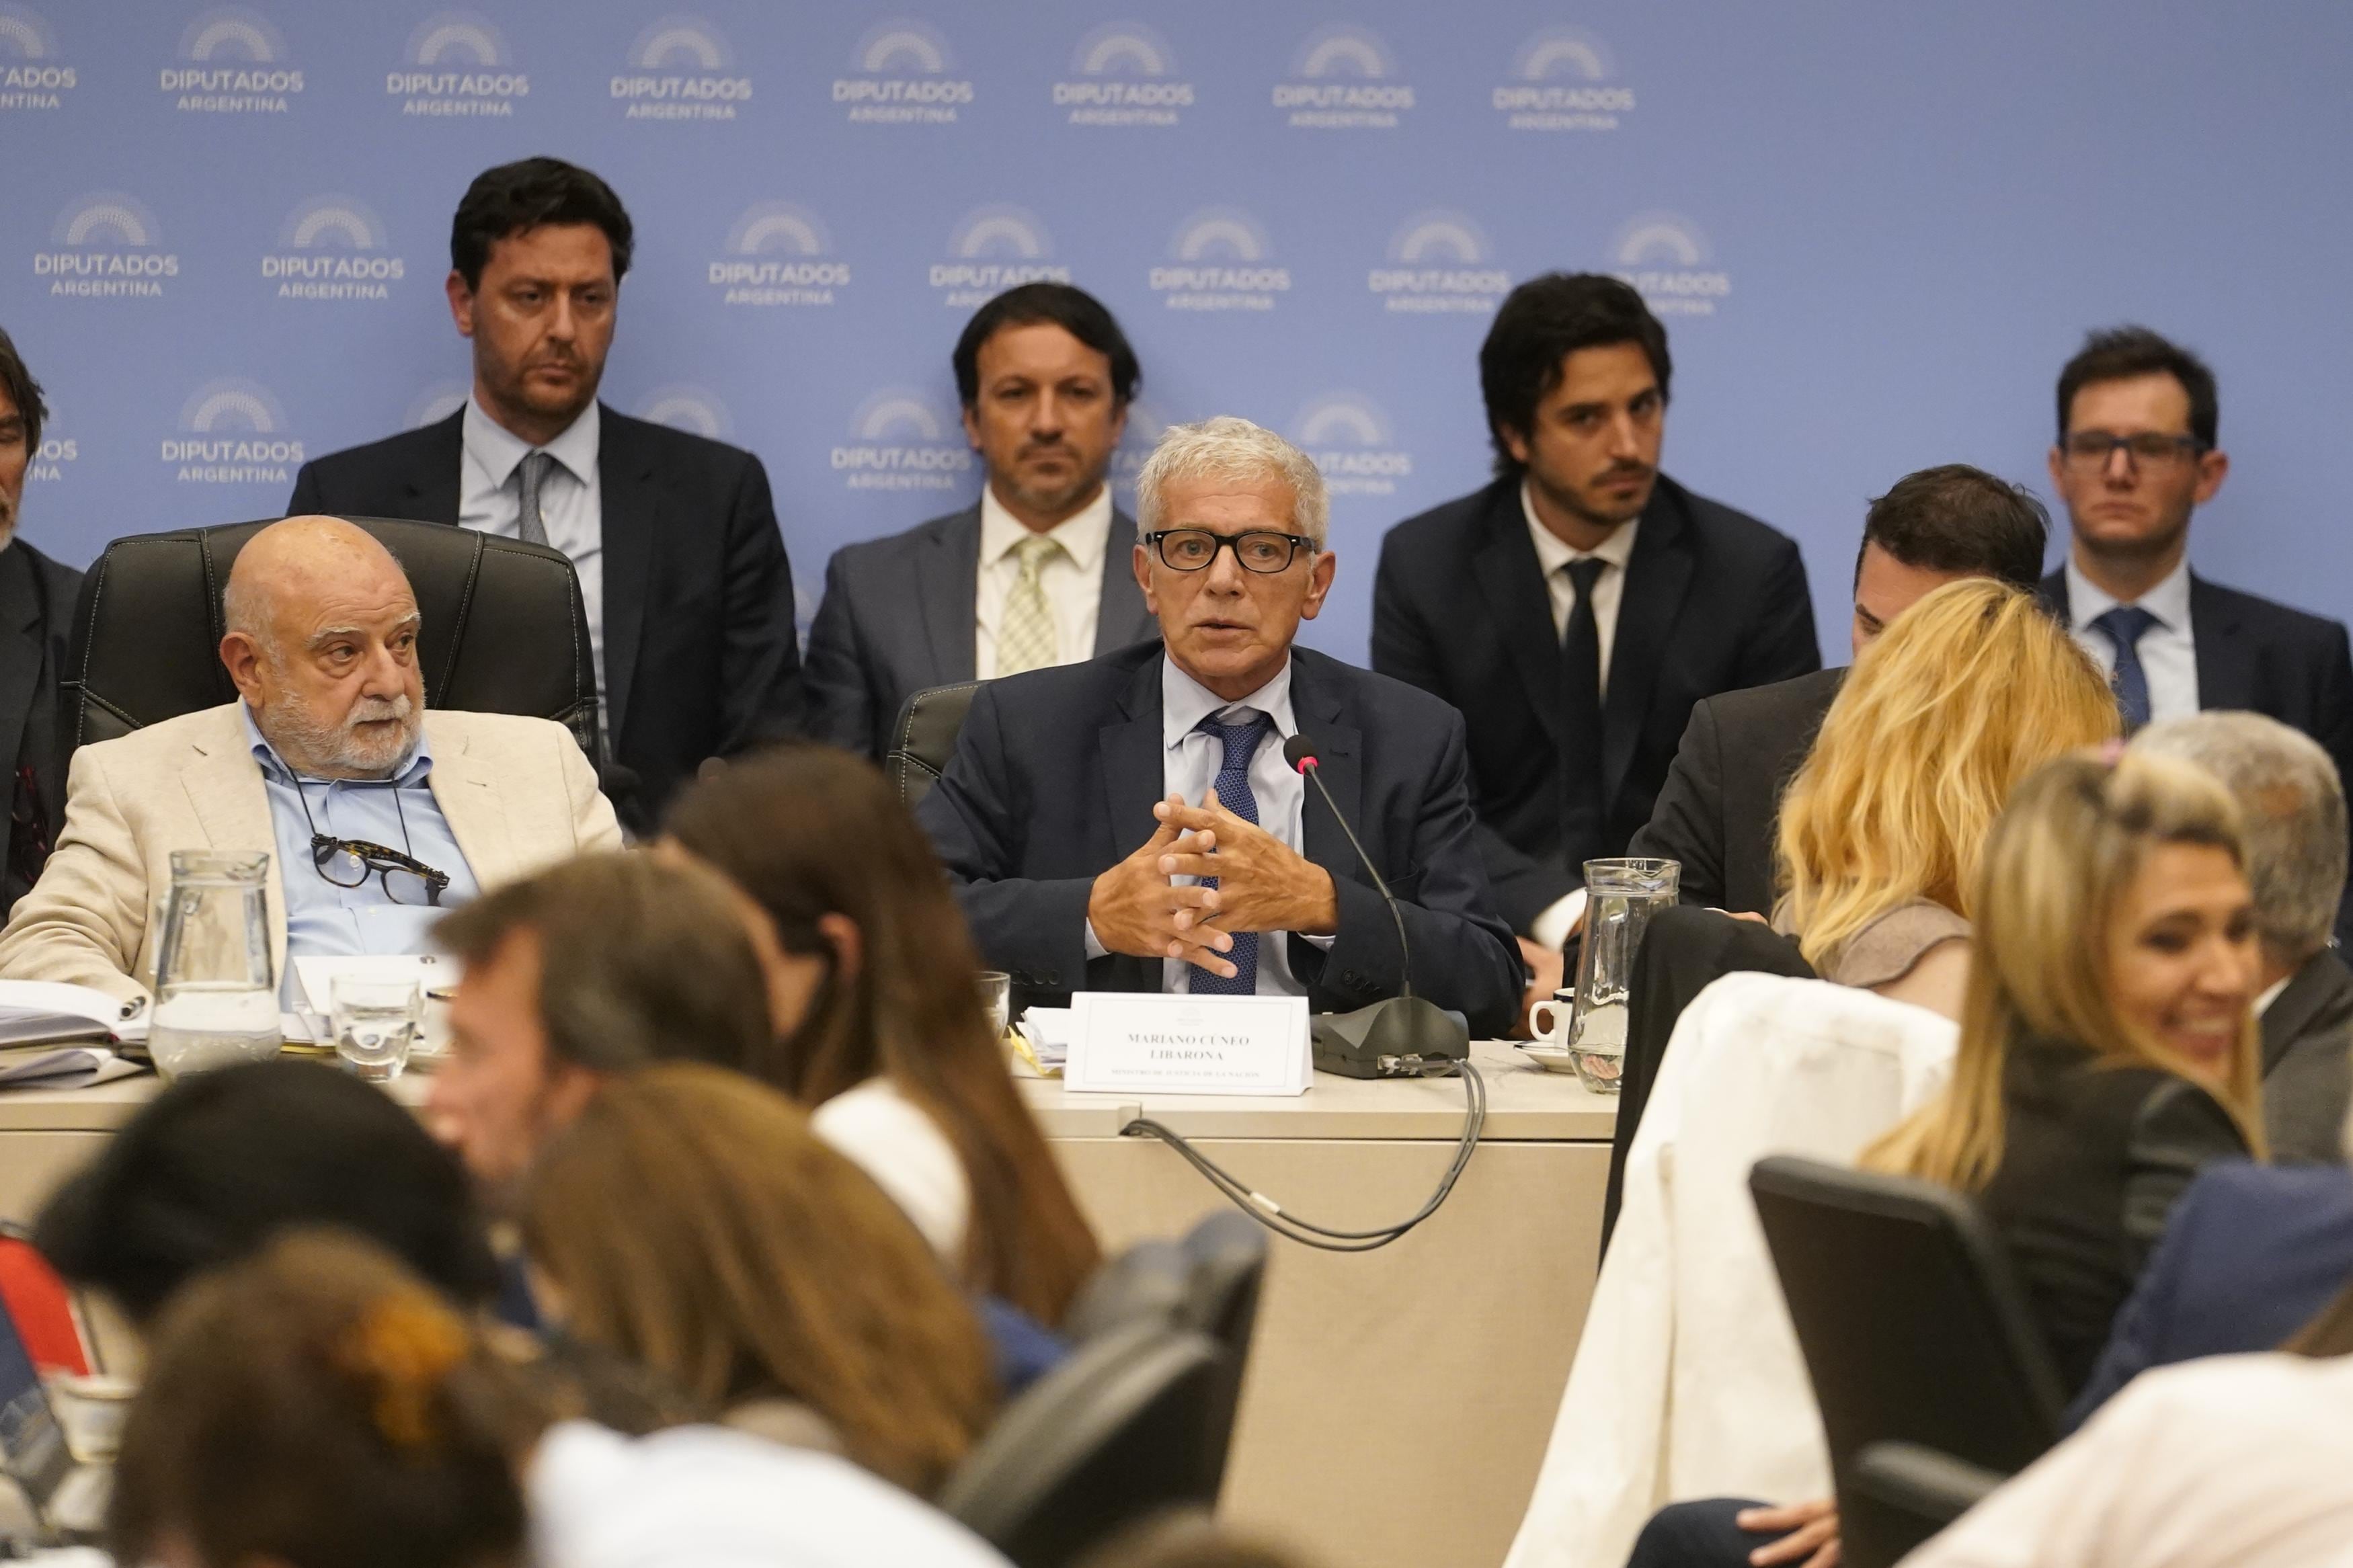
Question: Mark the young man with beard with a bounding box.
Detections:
[0,516,620,1003]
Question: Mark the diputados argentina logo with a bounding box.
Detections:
[932,206,1068,308]
[1494,26,1632,131]
[1369,210,1509,315]
[711,202,848,308]
[635,385,732,440]
[0,5,74,111]
[1150,208,1289,312]
[1275,25,1412,130]
[165,379,303,486]
[612,15,749,121]
[1293,394,1412,497]
[37,192,177,299]
[1611,212,1730,317]
[262,196,403,302]
[163,7,300,114]
[391,11,524,117]
[837,19,971,124]
[1053,22,1189,127]
[833,388,973,492]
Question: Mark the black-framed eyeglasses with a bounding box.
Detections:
[309,835,450,907]
[1144,529,1318,575]
[2061,431,2206,469]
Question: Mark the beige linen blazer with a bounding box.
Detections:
[0,702,623,1004]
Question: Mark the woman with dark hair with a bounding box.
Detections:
[664,744,1101,1327]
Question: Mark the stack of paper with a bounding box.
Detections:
[0,1048,143,1091]
[1012,1007,1073,1077]
[0,981,143,1048]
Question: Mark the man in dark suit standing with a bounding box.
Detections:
[919,416,1520,1037]
[1630,465,2052,915]
[1373,274,1819,1007]
[288,158,803,833]
[0,329,83,920]
[804,283,1157,759]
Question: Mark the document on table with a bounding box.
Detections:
[0,981,147,1048]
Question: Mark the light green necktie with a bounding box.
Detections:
[995,533,1065,676]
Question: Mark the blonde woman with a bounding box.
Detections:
[1772,578,2118,1018]
[1630,750,2264,1568]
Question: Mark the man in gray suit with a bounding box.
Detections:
[805,283,1158,758]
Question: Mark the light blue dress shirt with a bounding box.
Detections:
[240,704,481,1001]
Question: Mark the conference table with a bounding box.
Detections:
[0,1041,1616,1568]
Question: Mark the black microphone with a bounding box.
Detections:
[1283,731,1470,1076]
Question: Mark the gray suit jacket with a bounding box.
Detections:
[803,501,1158,758]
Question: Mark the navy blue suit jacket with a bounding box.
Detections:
[916,641,1522,1038]
[2066,1160,2353,1429]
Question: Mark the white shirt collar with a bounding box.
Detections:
[1521,480,1640,577]
[461,395,601,488]
[2256,973,2292,1018]
[978,482,1113,574]
[1161,651,1297,753]
[2065,550,2191,632]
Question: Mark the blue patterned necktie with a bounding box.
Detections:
[2091,605,2160,731]
[1187,709,1274,996]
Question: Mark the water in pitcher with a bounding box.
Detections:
[1567,858,1679,1094]
[149,984,281,1081]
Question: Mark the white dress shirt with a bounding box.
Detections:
[1900,1351,2353,1568]
[811,1076,971,1266]
[973,483,1114,678]
[1523,479,1641,696]
[1081,654,1333,995]
[1522,483,1641,949]
[2064,553,2198,723]
[459,397,608,733]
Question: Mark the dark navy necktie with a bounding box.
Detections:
[2091,606,2160,731]
[1559,557,1608,862]
[1187,709,1273,996]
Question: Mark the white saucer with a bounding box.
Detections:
[1517,1043,1583,1075]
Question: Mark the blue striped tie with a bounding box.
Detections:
[2091,606,2159,731]
[1187,710,1274,996]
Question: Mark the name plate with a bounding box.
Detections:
[1066,991,1311,1097]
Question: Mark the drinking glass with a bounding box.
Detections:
[332,976,422,1083]
[976,971,1012,1040]
[1566,858,1681,1094]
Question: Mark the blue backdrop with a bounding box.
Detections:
[5,1,2350,664]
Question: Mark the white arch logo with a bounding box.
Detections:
[637,386,730,439]
[631,15,727,71]
[282,197,384,251]
[1072,22,1172,76]
[1388,211,1487,264]
[1511,26,1612,81]
[854,390,949,444]
[409,11,505,67]
[52,193,156,247]
[1295,26,1393,79]
[1172,208,1270,263]
[1295,395,1390,448]
[403,381,469,430]
[855,19,951,74]
[0,7,53,58]
[1614,212,1708,267]
[727,202,829,256]
[180,379,283,434]
[950,206,1051,260]
[180,7,283,63]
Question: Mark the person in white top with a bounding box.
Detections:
[106,1231,1012,1568]
[805,283,1160,759]
[662,744,1103,1331]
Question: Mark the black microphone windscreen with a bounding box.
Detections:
[1282,733,1318,771]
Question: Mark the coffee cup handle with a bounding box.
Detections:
[1530,1000,1564,1041]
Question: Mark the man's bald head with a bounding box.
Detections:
[219,518,426,780]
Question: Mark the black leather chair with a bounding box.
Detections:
[1748,1155,2066,1568]
[940,1319,1229,1568]
[887,681,982,810]
[1842,1441,2005,1565]
[63,515,599,764]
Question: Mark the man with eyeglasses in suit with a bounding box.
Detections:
[2039,326,2353,937]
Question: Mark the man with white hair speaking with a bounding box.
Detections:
[0,516,621,1004]
[918,417,1521,1036]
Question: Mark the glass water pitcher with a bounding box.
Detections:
[149,851,280,1080]
[1564,856,1681,1093]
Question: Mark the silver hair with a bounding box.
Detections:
[2132,711,2349,964]
[1133,415,1330,548]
